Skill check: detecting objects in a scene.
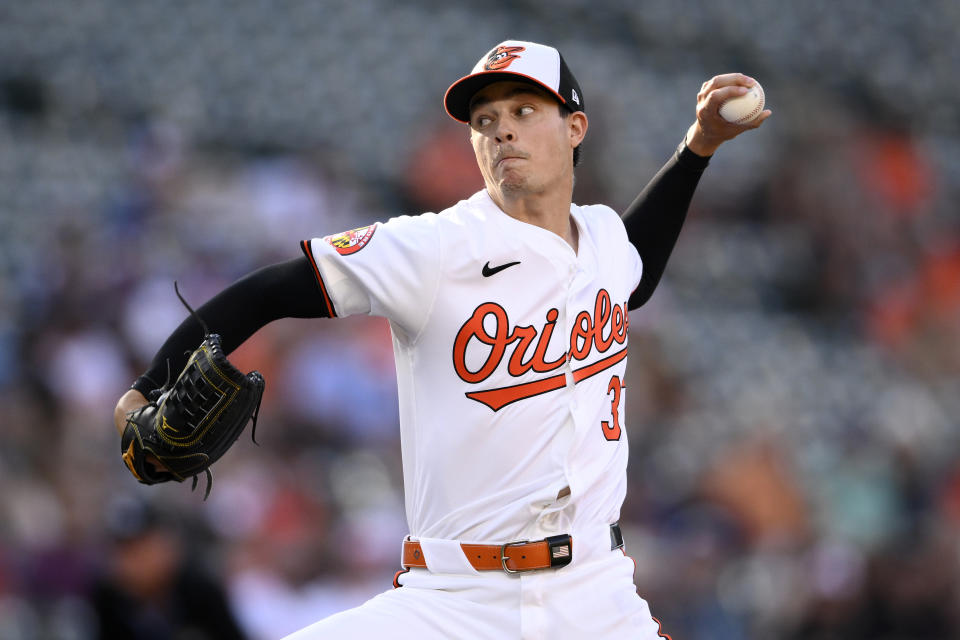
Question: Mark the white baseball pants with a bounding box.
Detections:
[281,524,670,639]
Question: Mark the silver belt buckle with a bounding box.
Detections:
[499,540,530,574]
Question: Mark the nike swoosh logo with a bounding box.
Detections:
[482,261,521,277]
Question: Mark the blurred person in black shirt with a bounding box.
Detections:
[90,498,246,640]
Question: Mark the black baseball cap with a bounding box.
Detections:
[444,40,584,123]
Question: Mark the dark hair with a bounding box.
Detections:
[559,103,582,167]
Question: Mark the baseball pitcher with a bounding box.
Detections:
[113,40,769,638]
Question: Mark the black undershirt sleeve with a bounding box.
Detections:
[624,141,711,311]
[131,256,330,397]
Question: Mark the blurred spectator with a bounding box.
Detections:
[700,437,809,547]
[402,119,483,212]
[89,498,246,640]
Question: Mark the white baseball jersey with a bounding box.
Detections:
[302,189,642,544]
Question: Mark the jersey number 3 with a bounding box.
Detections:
[601,375,623,441]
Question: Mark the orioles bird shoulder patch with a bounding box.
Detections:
[324,224,377,255]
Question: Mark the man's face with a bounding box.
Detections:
[468,81,585,198]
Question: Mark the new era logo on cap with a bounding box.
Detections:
[444,40,585,123]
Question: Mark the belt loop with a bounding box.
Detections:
[609,522,624,551]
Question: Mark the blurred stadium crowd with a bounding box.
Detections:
[2,1,959,638]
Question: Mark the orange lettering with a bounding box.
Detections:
[452,292,632,410]
[507,324,538,376]
[612,303,626,343]
[570,311,592,360]
[594,289,614,351]
[453,303,514,383]
[531,308,565,372]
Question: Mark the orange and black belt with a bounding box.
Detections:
[402,523,623,574]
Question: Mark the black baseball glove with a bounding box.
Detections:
[120,288,265,498]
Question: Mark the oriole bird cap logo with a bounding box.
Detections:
[484,45,525,71]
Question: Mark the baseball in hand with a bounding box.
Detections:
[719,82,765,124]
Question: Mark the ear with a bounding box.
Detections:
[567,112,588,148]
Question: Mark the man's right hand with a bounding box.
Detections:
[685,73,771,157]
